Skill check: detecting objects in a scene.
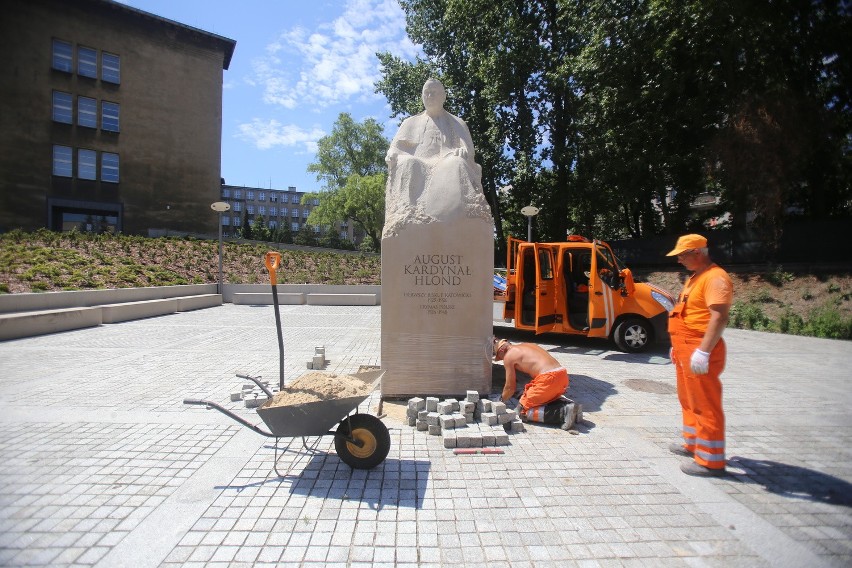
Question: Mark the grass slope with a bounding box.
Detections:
[1,229,849,338]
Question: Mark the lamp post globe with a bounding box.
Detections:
[520,205,540,242]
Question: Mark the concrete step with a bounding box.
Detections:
[176,294,222,312]
[306,293,378,306]
[232,292,305,305]
[101,298,180,323]
[0,307,102,341]
[0,294,223,340]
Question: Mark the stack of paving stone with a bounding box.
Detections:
[406,390,525,449]
[230,379,278,408]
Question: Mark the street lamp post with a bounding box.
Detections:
[520,205,540,242]
[210,201,231,295]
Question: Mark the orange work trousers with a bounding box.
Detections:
[669,319,726,470]
[520,368,569,410]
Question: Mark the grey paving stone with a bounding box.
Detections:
[0,306,849,568]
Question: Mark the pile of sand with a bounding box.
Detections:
[262,372,373,408]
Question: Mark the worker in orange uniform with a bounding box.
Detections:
[666,234,733,477]
[493,338,569,410]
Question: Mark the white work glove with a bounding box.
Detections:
[690,349,710,375]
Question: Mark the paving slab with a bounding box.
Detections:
[0,304,850,567]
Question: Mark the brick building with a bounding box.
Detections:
[0,0,236,235]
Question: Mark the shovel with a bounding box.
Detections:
[264,251,285,391]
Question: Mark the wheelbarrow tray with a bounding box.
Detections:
[256,369,384,437]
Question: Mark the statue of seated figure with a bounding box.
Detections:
[383,78,491,238]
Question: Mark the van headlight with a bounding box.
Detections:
[651,290,674,312]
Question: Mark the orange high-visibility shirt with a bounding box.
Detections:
[674,265,733,333]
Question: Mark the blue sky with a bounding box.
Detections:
[116,0,421,193]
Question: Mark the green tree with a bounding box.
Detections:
[379,0,850,246]
[239,210,252,240]
[293,225,319,247]
[307,112,388,190]
[271,223,293,244]
[252,215,271,242]
[305,113,390,251]
[305,173,386,252]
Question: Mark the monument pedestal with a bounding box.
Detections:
[381,218,493,397]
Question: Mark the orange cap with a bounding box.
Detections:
[666,234,707,256]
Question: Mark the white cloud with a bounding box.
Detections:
[236,119,325,152]
[250,0,420,109]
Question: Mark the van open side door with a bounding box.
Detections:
[587,244,615,338]
[534,244,558,334]
[503,237,525,320]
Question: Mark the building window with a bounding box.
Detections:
[53,145,72,177]
[291,208,299,218]
[233,216,241,227]
[292,222,300,231]
[78,46,97,78]
[246,191,254,200]
[247,205,255,215]
[52,39,72,72]
[234,189,242,199]
[313,198,320,205]
[259,192,266,201]
[270,220,277,229]
[281,207,288,216]
[102,52,120,84]
[52,91,72,123]
[291,194,299,203]
[259,206,266,216]
[222,188,231,198]
[78,97,97,128]
[101,152,119,183]
[102,101,119,132]
[270,194,277,202]
[78,149,96,180]
[222,216,230,226]
[302,209,309,218]
[233,202,242,212]
[269,206,277,216]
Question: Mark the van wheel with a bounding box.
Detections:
[614,318,651,353]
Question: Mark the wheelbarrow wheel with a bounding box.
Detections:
[334,413,390,469]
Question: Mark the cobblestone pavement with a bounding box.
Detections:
[1,304,850,567]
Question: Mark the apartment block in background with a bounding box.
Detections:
[0,0,236,235]
[221,184,363,245]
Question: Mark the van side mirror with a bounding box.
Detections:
[619,268,635,296]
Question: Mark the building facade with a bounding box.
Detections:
[220,184,362,245]
[0,0,235,235]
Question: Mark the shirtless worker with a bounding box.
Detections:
[493,338,569,411]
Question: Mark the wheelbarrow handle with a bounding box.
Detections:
[264,251,282,286]
[183,398,276,438]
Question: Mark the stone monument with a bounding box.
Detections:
[381,79,494,397]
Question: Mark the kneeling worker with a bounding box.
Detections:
[493,338,568,411]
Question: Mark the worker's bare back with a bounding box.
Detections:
[502,342,562,377]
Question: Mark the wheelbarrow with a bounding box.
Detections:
[183,251,390,471]
[183,369,390,470]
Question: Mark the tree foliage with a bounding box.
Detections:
[305,113,390,251]
[377,0,851,251]
[305,174,386,252]
[307,113,389,191]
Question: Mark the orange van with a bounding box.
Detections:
[500,236,675,352]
